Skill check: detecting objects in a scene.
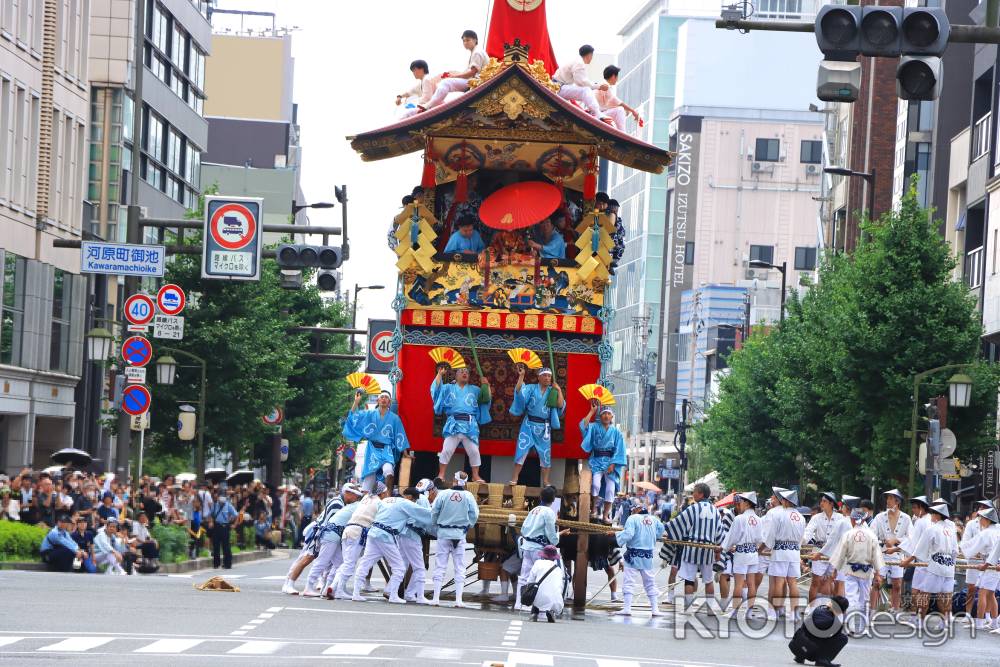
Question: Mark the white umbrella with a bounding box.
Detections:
[175,473,197,482]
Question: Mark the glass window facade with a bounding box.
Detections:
[1,251,25,366]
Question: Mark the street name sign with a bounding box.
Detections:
[82,242,165,277]
[153,314,184,340]
[202,196,263,281]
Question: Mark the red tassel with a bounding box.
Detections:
[421,156,436,189]
[455,171,468,203]
[583,171,597,201]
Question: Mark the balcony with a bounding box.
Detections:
[966,246,984,289]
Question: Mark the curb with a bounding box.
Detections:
[0,548,278,574]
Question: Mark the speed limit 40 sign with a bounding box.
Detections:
[366,319,395,374]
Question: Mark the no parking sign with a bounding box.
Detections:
[202,196,264,281]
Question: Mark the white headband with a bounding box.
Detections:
[454,471,468,487]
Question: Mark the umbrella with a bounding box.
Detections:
[204,468,227,482]
[43,465,64,476]
[227,470,254,486]
[478,181,562,230]
[715,491,738,508]
[175,473,197,483]
[51,447,92,467]
[634,481,660,493]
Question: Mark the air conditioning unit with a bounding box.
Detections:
[806,164,820,175]
[138,206,149,219]
[745,268,769,280]
[751,162,764,172]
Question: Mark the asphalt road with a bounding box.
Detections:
[0,551,995,666]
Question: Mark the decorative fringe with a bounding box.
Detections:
[421,156,436,189]
[455,171,468,202]
[583,169,597,201]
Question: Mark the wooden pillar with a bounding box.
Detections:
[573,461,591,609]
[398,456,412,488]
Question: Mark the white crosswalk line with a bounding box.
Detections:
[596,660,641,667]
[38,637,115,652]
[259,575,286,580]
[167,574,193,578]
[227,641,286,655]
[0,638,25,648]
[322,643,379,656]
[507,651,554,665]
[134,639,204,654]
[417,647,463,660]
[223,574,245,579]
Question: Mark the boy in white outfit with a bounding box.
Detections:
[420,31,488,111]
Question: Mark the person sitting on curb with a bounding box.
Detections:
[40,514,86,572]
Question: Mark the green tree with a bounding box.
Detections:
[700,185,998,495]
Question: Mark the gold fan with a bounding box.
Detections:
[579,383,616,406]
[507,347,542,369]
[345,372,381,395]
[428,346,466,369]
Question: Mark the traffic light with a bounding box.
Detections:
[275,244,343,270]
[814,5,949,102]
[317,269,340,292]
[897,8,949,100]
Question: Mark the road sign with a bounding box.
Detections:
[121,336,153,367]
[662,468,681,479]
[121,384,151,416]
[280,439,289,462]
[202,196,264,281]
[153,314,184,340]
[262,406,284,426]
[124,366,147,384]
[81,242,165,277]
[940,428,957,458]
[124,293,155,326]
[367,319,395,373]
[157,284,186,315]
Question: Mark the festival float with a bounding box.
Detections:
[345,0,671,604]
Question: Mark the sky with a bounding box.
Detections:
[211,0,649,330]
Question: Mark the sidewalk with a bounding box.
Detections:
[0,547,276,574]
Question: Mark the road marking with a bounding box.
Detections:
[38,637,115,652]
[167,574,194,578]
[284,606,507,623]
[502,642,517,647]
[266,606,284,612]
[417,647,464,660]
[223,575,245,579]
[134,639,204,654]
[507,651,554,665]
[322,643,379,656]
[258,613,274,618]
[0,638,24,648]
[260,575,286,580]
[230,631,247,636]
[239,626,256,631]
[597,660,642,667]
[227,641,286,655]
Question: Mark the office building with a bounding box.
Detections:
[1,1,90,474]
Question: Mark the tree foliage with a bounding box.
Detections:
[140,195,358,475]
[699,186,999,496]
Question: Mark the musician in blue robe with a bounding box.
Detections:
[443,216,485,255]
[343,389,412,492]
[509,366,565,487]
[431,364,492,482]
[580,402,627,524]
[528,218,566,259]
[614,506,666,616]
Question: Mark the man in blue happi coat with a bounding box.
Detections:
[431,471,480,607]
[443,215,485,256]
[614,505,665,617]
[432,362,491,482]
[343,389,412,492]
[509,365,565,487]
[580,402,627,524]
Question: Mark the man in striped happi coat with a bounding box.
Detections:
[716,504,736,612]
[664,482,724,609]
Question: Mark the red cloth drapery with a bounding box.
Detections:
[486,0,558,75]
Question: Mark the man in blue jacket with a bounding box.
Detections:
[40,514,85,571]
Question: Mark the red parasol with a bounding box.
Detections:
[478,181,562,230]
[715,492,738,508]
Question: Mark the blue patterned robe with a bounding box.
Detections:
[510,383,563,467]
[430,380,491,445]
[579,419,627,494]
[343,407,410,479]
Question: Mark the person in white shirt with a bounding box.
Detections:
[804,491,846,602]
[968,507,1000,630]
[551,45,610,120]
[901,502,958,623]
[762,487,806,620]
[420,30,489,111]
[398,60,440,118]
[898,495,931,618]
[871,488,911,613]
[596,65,640,131]
[718,492,763,617]
[959,499,995,618]
[829,508,884,636]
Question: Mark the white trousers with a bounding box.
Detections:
[440,434,481,467]
[354,537,406,599]
[360,463,395,491]
[557,84,604,117]
[330,537,365,594]
[603,106,627,130]
[843,575,872,632]
[309,539,343,591]
[399,536,427,599]
[516,547,542,606]
[623,566,658,606]
[591,471,615,503]
[425,77,470,109]
[96,552,122,573]
[432,537,468,602]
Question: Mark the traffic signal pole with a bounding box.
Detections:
[714,18,1000,44]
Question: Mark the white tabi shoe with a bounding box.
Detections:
[351,594,367,602]
[281,580,298,595]
[453,601,469,608]
[386,596,406,604]
[613,608,632,616]
[490,594,510,603]
[414,596,432,605]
